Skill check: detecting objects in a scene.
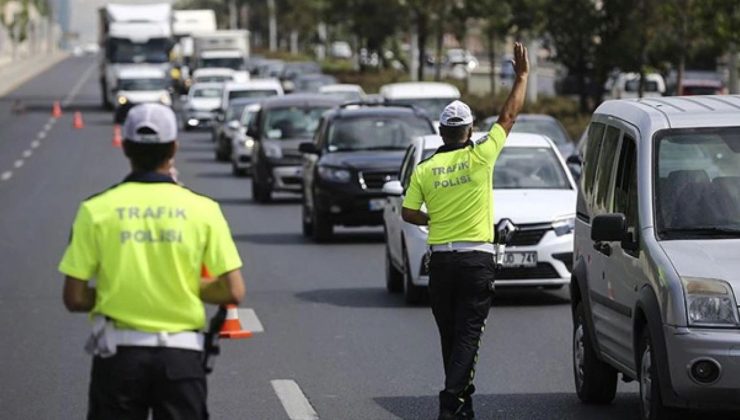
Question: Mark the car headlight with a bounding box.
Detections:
[263,143,283,159]
[117,95,128,105]
[159,93,172,106]
[552,214,575,236]
[318,166,351,183]
[244,138,255,148]
[682,277,740,327]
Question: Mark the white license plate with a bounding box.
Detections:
[369,198,386,211]
[502,252,537,268]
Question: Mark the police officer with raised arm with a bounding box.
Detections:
[401,42,529,420]
[60,103,246,419]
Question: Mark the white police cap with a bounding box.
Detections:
[439,100,473,127]
[123,103,177,144]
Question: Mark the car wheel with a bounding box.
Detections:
[252,177,269,203]
[301,199,313,237]
[311,201,332,242]
[232,163,246,177]
[215,140,229,162]
[385,237,403,293]
[639,328,677,420]
[573,302,618,404]
[402,247,424,304]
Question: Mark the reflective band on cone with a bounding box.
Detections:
[52,101,62,118]
[219,304,252,339]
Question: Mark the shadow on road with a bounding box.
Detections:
[295,287,411,308]
[177,144,213,153]
[233,232,307,245]
[184,156,218,164]
[374,392,640,420]
[195,171,233,179]
[215,197,252,206]
[492,289,570,307]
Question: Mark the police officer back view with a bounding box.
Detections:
[402,43,529,419]
[60,103,246,419]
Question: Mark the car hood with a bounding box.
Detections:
[660,240,740,293]
[264,138,310,159]
[320,150,406,171]
[188,97,221,111]
[119,90,167,104]
[494,189,577,224]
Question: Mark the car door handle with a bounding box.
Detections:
[593,242,612,256]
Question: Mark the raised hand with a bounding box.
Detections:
[512,42,529,79]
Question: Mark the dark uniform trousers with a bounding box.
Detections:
[429,251,494,415]
[88,346,208,420]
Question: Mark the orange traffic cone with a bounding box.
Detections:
[112,124,122,148]
[219,304,252,339]
[52,101,62,118]
[73,111,84,129]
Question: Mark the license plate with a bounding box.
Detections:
[502,252,537,268]
[369,198,386,211]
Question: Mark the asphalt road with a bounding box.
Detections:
[0,56,643,419]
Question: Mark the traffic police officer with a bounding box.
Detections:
[60,103,245,419]
[401,42,529,419]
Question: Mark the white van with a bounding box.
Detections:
[379,82,461,127]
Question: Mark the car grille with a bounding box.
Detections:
[282,176,302,185]
[359,171,397,190]
[506,223,551,246]
[496,263,560,279]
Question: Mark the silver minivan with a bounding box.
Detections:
[572,95,740,419]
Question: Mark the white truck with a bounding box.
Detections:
[98,3,174,109]
[192,30,250,83]
[172,9,217,92]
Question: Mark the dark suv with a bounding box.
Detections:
[249,94,343,202]
[299,104,436,241]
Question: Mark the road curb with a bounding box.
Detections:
[0,52,70,98]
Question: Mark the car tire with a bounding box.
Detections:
[311,203,332,242]
[573,302,618,404]
[301,200,313,237]
[252,177,270,203]
[215,141,229,162]
[385,239,403,293]
[639,328,678,420]
[232,163,246,177]
[402,247,425,304]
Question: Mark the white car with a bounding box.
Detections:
[379,82,460,128]
[220,79,284,113]
[383,132,577,303]
[230,103,261,176]
[114,66,172,124]
[604,72,666,99]
[318,84,366,102]
[182,82,223,130]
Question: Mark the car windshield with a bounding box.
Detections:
[322,91,362,102]
[107,38,169,63]
[226,104,248,121]
[229,89,279,100]
[511,119,569,145]
[263,106,330,140]
[328,116,433,152]
[656,127,740,238]
[192,87,222,98]
[119,78,168,91]
[201,57,245,70]
[195,76,231,83]
[421,146,571,189]
[386,98,456,120]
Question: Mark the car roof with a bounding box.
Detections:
[594,95,740,134]
[324,104,430,120]
[193,68,234,76]
[417,132,557,152]
[201,50,243,58]
[319,84,364,93]
[379,82,460,99]
[259,93,343,108]
[224,79,282,90]
[228,97,260,106]
[190,82,224,90]
[117,66,166,79]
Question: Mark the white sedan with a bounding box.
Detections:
[383,132,577,303]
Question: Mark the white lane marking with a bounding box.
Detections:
[13,160,23,168]
[1,171,12,181]
[48,117,56,125]
[237,308,264,333]
[22,150,32,158]
[62,62,97,106]
[31,140,41,149]
[271,380,319,420]
[44,122,53,131]
[37,132,46,140]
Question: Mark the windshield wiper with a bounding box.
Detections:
[661,226,740,237]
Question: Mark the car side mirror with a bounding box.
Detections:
[179,95,188,102]
[591,214,627,242]
[566,154,582,166]
[382,180,403,196]
[215,113,225,122]
[227,120,240,131]
[299,142,320,155]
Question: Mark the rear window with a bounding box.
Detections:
[327,115,434,152]
[229,89,279,100]
[494,147,570,189]
[192,88,222,98]
[263,106,331,140]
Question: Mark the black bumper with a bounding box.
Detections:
[314,183,386,227]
